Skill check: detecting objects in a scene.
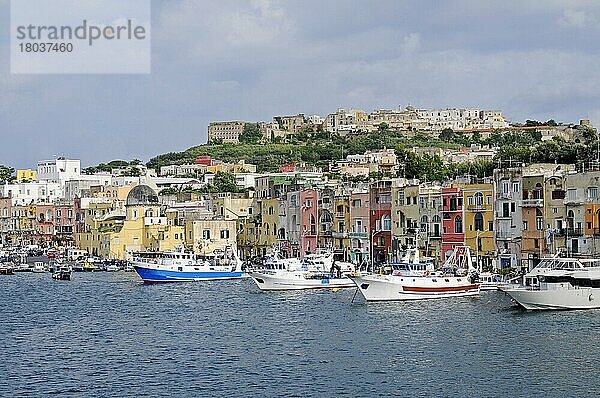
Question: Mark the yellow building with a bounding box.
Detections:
[184,218,237,254]
[77,185,185,259]
[16,169,37,182]
[460,183,495,270]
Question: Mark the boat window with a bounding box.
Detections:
[432,279,437,282]
[445,279,450,282]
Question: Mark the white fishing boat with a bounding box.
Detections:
[477,272,508,291]
[52,264,72,280]
[248,250,355,291]
[132,247,245,282]
[499,256,600,310]
[32,262,46,273]
[105,264,119,272]
[351,246,480,301]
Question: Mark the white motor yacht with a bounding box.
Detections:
[500,256,600,310]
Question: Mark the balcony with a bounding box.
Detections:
[466,204,489,212]
[564,198,584,206]
[350,232,368,238]
[496,231,518,240]
[331,231,348,239]
[566,228,584,237]
[521,199,543,207]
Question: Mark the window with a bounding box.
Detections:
[220,230,230,239]
[502,181,509,194]
[382,215,391,231]
[488,221,494,231]
[502,203,509,218]
[511,203,516,213]
[567,189,577,201]
[420,215,429,232]
[352,199,362,208]
[474,213,484,231]
[455,216,463,233]
[588,187,598,199]
[512,182,519,193]
[203,229,211,240]
[523,221,528,230]
[474,192,483,207]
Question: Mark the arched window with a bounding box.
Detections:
[474,192,483,207]
[455,215,463,233]
[420,215,429,232]
[474,212,484,231]
[382,214,391,231]
[320,210,332,232]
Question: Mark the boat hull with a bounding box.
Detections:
[134,265,246,282]
[249,271,355,291]
[351,275,480,301]
[500,286,600,310]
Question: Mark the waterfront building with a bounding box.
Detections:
[0,197,11,246]
[300,188,319,256]
[493,167,523,271]
[184,217,237,255]
[441,186,464,261]
[461,182,495,270]
[349,189,370,266]
[370,180,392,265]
[32,204,55,245]
[77,185,184,259]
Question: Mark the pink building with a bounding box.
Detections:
[0,197,12,245]
[33,204,55,244]
[54,201,76,246]
[300,188,318,256]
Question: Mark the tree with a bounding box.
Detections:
[0,165,15,184]
[239,123,263,144]
[210,171,240,193]
[439,128,454,142]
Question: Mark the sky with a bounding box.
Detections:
[1,0,600,168]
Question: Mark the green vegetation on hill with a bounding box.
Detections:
[143,123,599,181]
[84,159,142,175]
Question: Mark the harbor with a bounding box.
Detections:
[1,270,598,397]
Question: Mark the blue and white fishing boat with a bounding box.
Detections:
[131,248,245,282]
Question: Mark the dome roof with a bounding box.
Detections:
[126,185,159,207]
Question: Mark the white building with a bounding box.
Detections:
[1,182,63,205]
[37,158,81,185]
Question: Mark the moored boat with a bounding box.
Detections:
[249,250,356,291]
[0,263,15,275]
[132,248,245,282]
[477,272,508,291]
[52,265,72,280]
[32,262,46,273]
[351,246,479,301]
[499,256,600,310]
